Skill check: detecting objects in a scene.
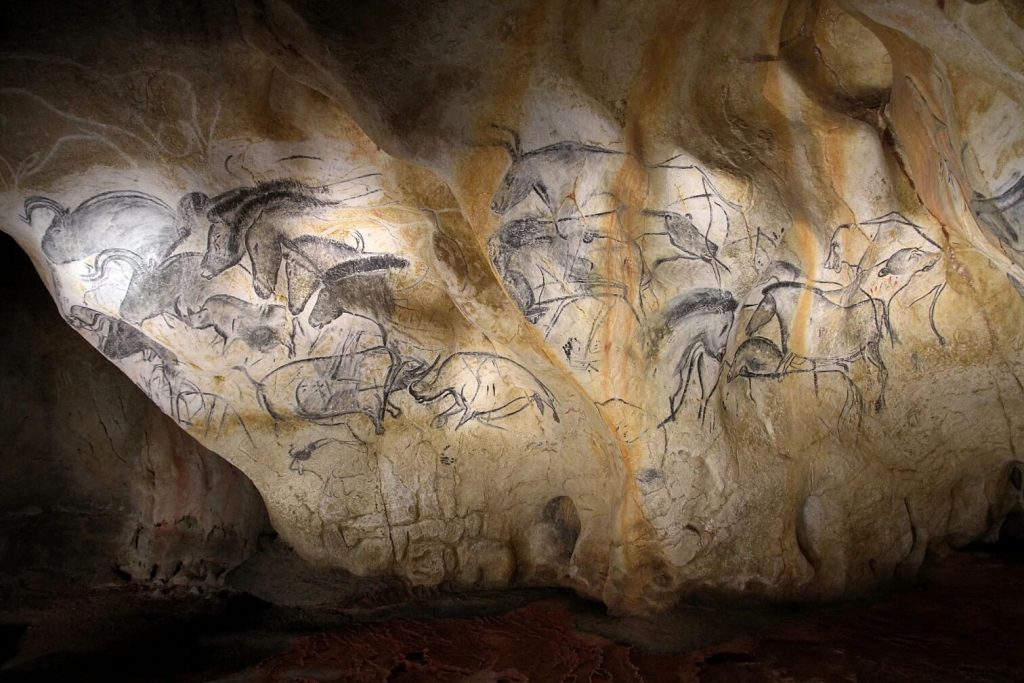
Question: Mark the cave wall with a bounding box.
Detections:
[0,0,1023,612]
[0,234,269,591]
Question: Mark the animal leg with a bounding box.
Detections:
[385,400,402,418]
[369,411,385,435]
[884,299,900,347]
[466,397,533,428]
[928,283,947,346]
[695,354,706,419]
[662,352,697,426]
[699,364,723,424]
[839,371,864,432]
[776,351,795,375]
[433,399,464,429]
[864,341,888,412]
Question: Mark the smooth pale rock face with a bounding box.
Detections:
[1,0,1023,612]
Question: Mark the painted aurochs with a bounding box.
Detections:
[1,0,1023,614]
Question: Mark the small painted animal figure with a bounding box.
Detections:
[185,294,294,355]
[489,127,628,236]
[745,281,888,411]
[658,288,737,425]
[726,337,784,382]
[409,351,559,429]
[640,209,729,280]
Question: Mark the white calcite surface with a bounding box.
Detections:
[1,0,1023,612]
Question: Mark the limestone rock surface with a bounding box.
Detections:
[0,236,269,591]
[2,0,1024,612]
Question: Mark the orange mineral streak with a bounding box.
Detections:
[761,75,821,364]
[595,2,707,606]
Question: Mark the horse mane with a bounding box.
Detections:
[663,288,737,328]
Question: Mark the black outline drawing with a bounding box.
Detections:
[241,339,422,434]
[488,215,635,340]
[972,175,1024,253]
[824,212,947,346]
[408,351,559,430]
[307,254,409,328]
[638,209,729,282]
[824,212,941,275]
[288,436,362,475]
[632,159,746,312]
[725,335,865,425]
[85,249,206,325]
[656,289,737,426]
[745,281,889,412]
[282,234,362,314]
[183,294,295,356]
[489,126,624,237]
[67,305,176,363]
[874,247,946,345]
[726,337,784,384]
[22,190,201,265]
[197,179,345,297]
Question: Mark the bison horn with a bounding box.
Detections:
[489,124,522,158]
[84,248,147,281]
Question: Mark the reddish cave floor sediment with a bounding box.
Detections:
[2,548,1023,682]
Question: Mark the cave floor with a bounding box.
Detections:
[1,548,1022,682]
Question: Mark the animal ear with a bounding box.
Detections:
[745,296,776,335]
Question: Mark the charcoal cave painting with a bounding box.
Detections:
[20,163,956,466]
[18,178,423,439]
[6,0,1024,614]
[823,212,946,345]
[243,339,419,435]
[719,212,949,425]
[487,131,746,384]
[484,131,931,430]
[972,174,1024,274]
[655,289,737,426]
[743,282,888,417]
[22,190,202,265]
[21,171,570,461]
[408,352,560,430]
